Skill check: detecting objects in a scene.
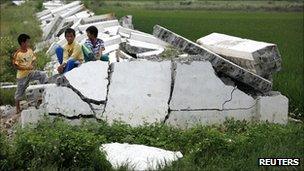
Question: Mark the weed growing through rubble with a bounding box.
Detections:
[0,118,303,170]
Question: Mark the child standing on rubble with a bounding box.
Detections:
[12,34,48,114]
[56,28,84,74]
[83,26,108,62]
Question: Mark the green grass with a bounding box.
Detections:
[80,0,303,12]
[1,118,303,170]
[89,6,303,119]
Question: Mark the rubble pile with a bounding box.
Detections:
[2,1,288,129]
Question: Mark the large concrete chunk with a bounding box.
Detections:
[170,61,256,110]
[43,15,64,40]
[81,13,115,24]
[197,33,281,79]
[102,61,171,126]
[21,107,45,128]
[42,85,94,117]
[153,25,272,93]
[101,143,183,170]
[257,92,288,124]
[64,61,109,103]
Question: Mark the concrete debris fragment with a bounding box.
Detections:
[63,61,109,103]
[153,25,272,93]
[101,143,183,170]
[197,33,281,79]
[119,15,134,29]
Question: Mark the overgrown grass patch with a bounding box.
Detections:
[1,118,303,170]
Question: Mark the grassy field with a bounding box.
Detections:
[85,5,304,119]
[1,118,303,170]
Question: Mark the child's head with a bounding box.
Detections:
[65,28,76,44]
[17,34,30,49]
[86,26,98,40]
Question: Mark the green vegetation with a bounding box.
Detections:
[0,1,50,105]
[80,0,303,11]
[84,5,303,119]
[1,118,303,170]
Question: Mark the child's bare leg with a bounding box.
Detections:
[15,100,21,114]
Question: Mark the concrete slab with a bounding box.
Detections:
[166,108,256,129]
[257,92,288,124]
[21,107,45,128]
[78,20,120,32]
[60,4,85,18]
[21,107,97,128]
[119,15,134,29]
[102,61,171,126]
[64,61,109,103]
[153,25,272,93]
[170,61,235,110]
[81,13,115,24]
[50,1,81,15]
[197,33,281,79]
[43,15,64,40]
[130,32,168,47]
[42,86,94,117]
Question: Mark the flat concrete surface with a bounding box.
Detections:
[102,60,171,126]
[43,86,94,117]
[64,61,109,102]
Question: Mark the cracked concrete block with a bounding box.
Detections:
[257,93,288,124]
[153,25,272,93]
[63,61,109,103]
[26,84,57,107]
[197,33,281,79]
[43,86,94,117]
[102,61,171,126]
[21,107,46,128]
[21,107,97,128]
[166,108,256,129]
[222,87,256,110]
[170,61,255,110]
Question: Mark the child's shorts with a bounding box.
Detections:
[14,71,48,101]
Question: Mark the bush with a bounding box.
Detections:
[8,118,111,170]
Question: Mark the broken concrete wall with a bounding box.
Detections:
[153,25,272,93]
